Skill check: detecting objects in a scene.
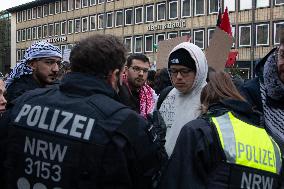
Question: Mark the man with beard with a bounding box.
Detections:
[5,41,62,103]
[119,53,157,118]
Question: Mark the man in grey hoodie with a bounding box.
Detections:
[158,42,208,157]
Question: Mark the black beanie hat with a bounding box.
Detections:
[168,48,196,72]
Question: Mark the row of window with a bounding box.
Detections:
[123,22,284,53]
[16,0,284,23]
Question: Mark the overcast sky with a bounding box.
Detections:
[0,0,34,11]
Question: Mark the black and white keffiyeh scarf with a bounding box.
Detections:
[261,54,284,150]
[5,41,62,88]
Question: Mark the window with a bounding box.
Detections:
[135,7,143,24]
[55,1,61,14]
[61,21,67,35]
[32,27,37,39]
[194,0,205,16]
[239,25,251,47]
[125,9,133,25]
[55,23,60,36]
[157,3,166,21]
[37,26,42,39]
[194,29,204,49]
[135,36,143,53]
[90,0,96,6]
[61,45,66,56]
[75,0,81,9]
[68,0,74,10]
[224,0,235,11]
[257,0,269,8]
[82,0,88,7]
[145,35,153,52]
[168,32,178,39]
[37,6,42,18]
[169,1,178,19]
[27,9,32,20]
[124,37,132,53]
[43,25,48,38]
[82,17,89,31]
[49,23,54,37]
[207,28,215,46]
[43,5,48,16]
[22,10,26,21]
[98,14,105,29]
[32,7,37,19]
[274,22,284,44]
[17,50,22,61]
[256,24,269,46]
[68,19,74,33]
[156,33,166,45]
[17,12,22,23]
[240,0,252,10]
[181,0,191,18]
[98,0,105,4]
[107,0,113,2]
[115,11,123,27]
[22,29,26,41]
[181,30,191,37]
[90,16,96,30]
[146,5,154,22]
[209,0,219,14]
[62,0,68,12]
[106,12,113,28]
[21,50,26,60]
[16,30,21,42]
[75,18,81,32]
[275,0,284,5]
[49,3,55,15]
[27,28,31,40]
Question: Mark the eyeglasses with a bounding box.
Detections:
[129,66,149,74]
[168,68,194,77]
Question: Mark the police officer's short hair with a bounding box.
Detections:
[126,53,150,67]
[70,34,126,76]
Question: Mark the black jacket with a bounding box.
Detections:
[2,72,162,189]
[118,83,140,113]
[6,75,42,103]
[159,99,283,189]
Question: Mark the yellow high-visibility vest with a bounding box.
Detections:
[211,112,282,174]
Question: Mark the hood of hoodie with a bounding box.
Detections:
[168,42,208,96]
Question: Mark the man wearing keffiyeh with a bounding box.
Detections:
[5,41,62,103]
[119,53,157,118]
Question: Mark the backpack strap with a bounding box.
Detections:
[157,86,174,110]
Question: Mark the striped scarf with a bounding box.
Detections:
[261,54,284,151]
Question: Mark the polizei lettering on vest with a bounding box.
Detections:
[241,172,274,189]
[14,104,95,140]
[237,142,275,167]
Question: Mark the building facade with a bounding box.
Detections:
[0,11,11,74]
[7,0,284,78]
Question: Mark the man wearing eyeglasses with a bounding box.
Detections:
[158,42,208,157]
[5,41,62,103]
[240,30,284,156]
[119,53,157,118]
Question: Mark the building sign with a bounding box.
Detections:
[147,20,186,31]
[46,36,67,43]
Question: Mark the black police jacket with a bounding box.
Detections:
[3,72,161,189]
[159,99,283,189]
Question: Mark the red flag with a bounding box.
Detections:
[225,51,238,67]
[219,7,232,36]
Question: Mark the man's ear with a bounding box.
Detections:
[108,69,120,91]
[28,60,37,70]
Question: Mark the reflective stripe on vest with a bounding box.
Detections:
[211,112,282,174]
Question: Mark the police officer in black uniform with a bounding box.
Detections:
[2,34,164,189]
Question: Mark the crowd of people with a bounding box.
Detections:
[0,30,283,189]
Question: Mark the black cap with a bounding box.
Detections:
[168,48,196,72]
